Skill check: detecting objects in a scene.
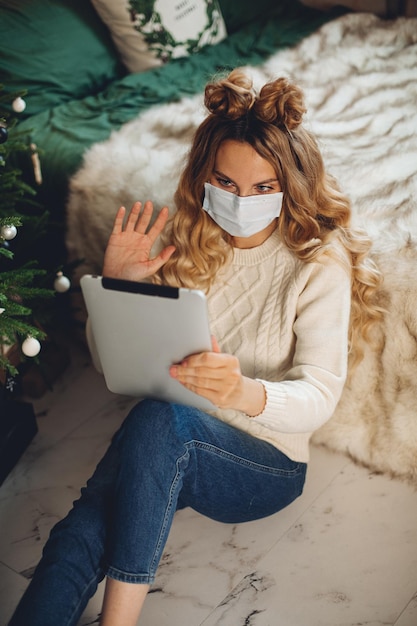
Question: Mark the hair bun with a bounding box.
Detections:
[255,77,306,131]
[204,69,256,120]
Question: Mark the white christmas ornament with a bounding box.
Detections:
[22,336,41,357]
[0,308,5,314]
[1,224,17,240]
[12,97,26,113]
[54,271,71,293]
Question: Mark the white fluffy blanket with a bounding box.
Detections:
[66,13,417,484]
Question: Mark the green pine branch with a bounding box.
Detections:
[1,87,58,379]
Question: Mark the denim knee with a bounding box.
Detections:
[121,399,197,452]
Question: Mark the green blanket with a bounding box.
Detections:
[1,0,340,218]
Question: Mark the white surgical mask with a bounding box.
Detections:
[202,182,283,238]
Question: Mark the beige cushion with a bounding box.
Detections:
[90,0,227,73]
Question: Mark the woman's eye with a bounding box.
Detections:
[257,185,274,193]
[217,177,234,188]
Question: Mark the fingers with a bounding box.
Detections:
[169,348,243,407]
[170,353,241,393]
[159,244,176,262]
[114,201,169,239]
[112,203,143,235]
[175,365,235,388]
[146,244,176,274]
[134,201,153,234]
[169,363,220,401]
[171,367,241,407]
[111,205,127,234]
[211,336,221,353]
[124,201,146,232]
[147,205,170,241]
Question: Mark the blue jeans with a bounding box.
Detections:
[9,399,307,626]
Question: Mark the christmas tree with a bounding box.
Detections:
[0,85,74,482]
[0,85,70,384]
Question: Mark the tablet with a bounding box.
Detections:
[80,274,215,411]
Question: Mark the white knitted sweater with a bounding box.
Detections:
[205,229,351,462]
[87,229,351,463]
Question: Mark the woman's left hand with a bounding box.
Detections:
[169,337,266,416]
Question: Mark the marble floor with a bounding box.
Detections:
[1,341,417,626]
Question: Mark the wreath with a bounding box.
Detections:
[129,0,224,62]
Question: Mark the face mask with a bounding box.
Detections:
[202,183,283,238]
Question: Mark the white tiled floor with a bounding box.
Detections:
[1,342,416,626]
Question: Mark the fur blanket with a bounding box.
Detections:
[66,13,417,484]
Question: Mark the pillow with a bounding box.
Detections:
[0,0,124,118]
[90,0,162,73]
[90,0,227,73]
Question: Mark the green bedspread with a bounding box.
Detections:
[1,0,339,219]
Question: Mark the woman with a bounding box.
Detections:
[10,70,381,626]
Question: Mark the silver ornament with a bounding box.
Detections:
[22,336,41,357]
[1,224,17,240]
[12,97,26,113]
[54,272,71,293]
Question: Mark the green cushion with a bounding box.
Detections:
[0,0,124,118]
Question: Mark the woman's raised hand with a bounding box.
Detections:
[103,202,175,281]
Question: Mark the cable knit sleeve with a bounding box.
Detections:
[254,254,351,434]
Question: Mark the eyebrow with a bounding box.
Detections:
[213,170,279,186]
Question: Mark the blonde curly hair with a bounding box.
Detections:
[157,69,383,367]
